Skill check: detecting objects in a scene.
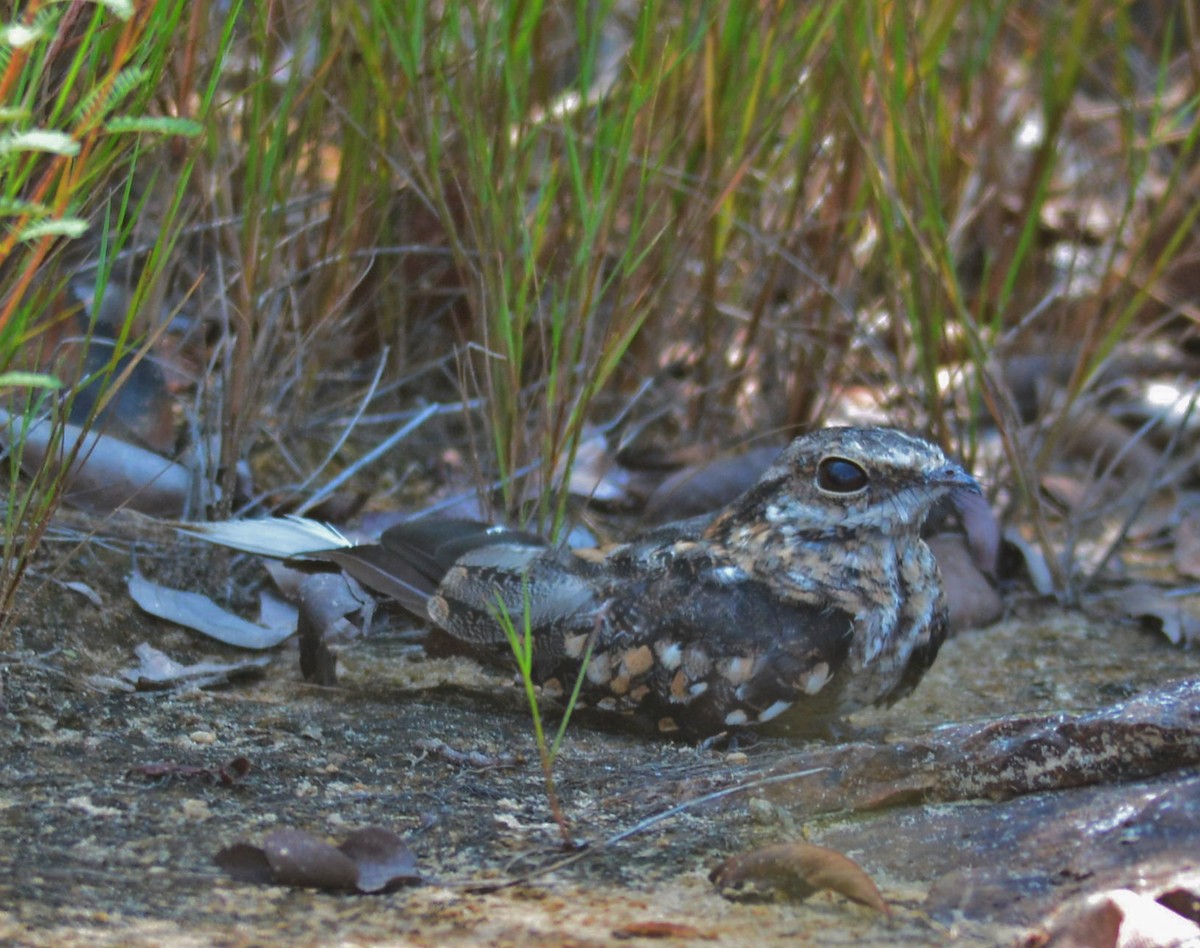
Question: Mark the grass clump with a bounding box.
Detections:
[6,2,1200,611]
[0,0,237,633]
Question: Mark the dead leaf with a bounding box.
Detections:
[1103,585,1200,647]
[212,842,276,886]
[643,445,782,522]
[1157,885,1200,926]
[1000,528,1056,596]
[214,827,423,893]
[563,428,634,505]
[612,920,716,940]
[949,486,1001,575]
[126,757,251,785]
[263,828,360,890]
[0,409,198,517]
[1055,404,1164,484]
[928,533,1003,633]
[710,841,889,915]
[119,642,270,691]
[336,827,423,893]
[62,580,103,607]
[1174,510,1200,580]
[128,572,296,650]
[296,572,374,685]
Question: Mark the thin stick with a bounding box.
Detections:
[462,765,830,891]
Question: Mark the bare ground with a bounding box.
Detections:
[2,514,1198,945]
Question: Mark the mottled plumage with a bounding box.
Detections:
[183,427,981,738]
[375,427,980,736]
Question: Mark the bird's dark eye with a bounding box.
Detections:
[816,457,869,493]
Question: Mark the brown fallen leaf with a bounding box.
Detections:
[263,828,361,890]
[118,642,270,691]
[128,572,296,650]
[214,826,422,893]
[642,445,783,522]
[0,409,198,517]
[1101,585,1200,647]
[1000,527,1056,595]
[709,841,889,915]
[127,757,251,785]
[612,920,717,940]
[1175,509,1200,580]
[949,486,1001,575]
[562,428,635,505]
[337,827,422,893]
[927,533,1003,633]
[296,572,374,686]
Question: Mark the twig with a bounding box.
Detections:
[461,765,830,892]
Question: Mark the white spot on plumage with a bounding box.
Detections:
[563,633,589,659]
[724,709,749,726]
[757,700,792,723]
[656,641,682,670]
[585,651,612,685]
[718,656,755,685]
[800,662,831,694]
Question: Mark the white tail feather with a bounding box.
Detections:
[178,515,353,558]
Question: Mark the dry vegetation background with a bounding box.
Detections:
[4,3,1200,943]
[3,0,1199,621]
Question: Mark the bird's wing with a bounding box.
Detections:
[564,548,856,734]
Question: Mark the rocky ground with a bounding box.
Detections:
[2,514,1198,946]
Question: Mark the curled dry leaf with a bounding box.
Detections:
[264,828,360,890]
[562,428,634,505]
[62,580,103,607]
[710,841,889,915]
[296,572,374,686]
[214,826,422,893]
[119,642,270,691]
[999,528,1056,596]
[0,409,197,517]
[127,756,251,785]
[643,445,782,522]
[1103,585,1200,647]
[949,486,1001,575]
[337,827,422,893]
[927,533,1002,633]
[213,842,277,886]
[128,572,296,650]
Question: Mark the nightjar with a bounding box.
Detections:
[187,427,982,738]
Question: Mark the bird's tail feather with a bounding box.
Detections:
[180,515,547,621]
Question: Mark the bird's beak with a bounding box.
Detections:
[928,462,982,495]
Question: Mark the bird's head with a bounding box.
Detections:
[714,427,981,541]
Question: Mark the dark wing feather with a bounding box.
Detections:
[381,519,545,573]
[318,545,439,616]
[370,519,548,616]
[568,555,855,736]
